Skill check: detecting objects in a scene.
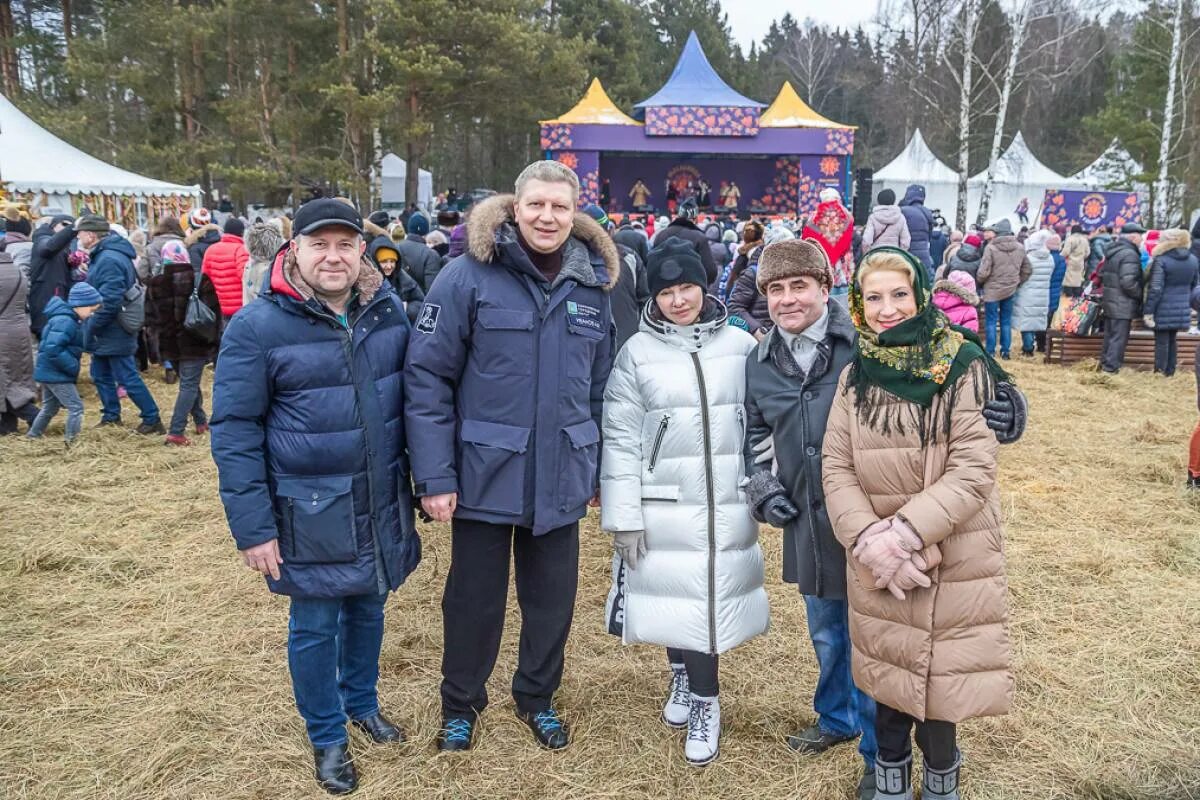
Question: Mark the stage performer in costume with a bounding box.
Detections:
[803,188,855,308]
[724,182,741,212]
[630,180,652,209]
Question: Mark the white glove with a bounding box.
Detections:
[752,435,778,475]
[613,531,647,570]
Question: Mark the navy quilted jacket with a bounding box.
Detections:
[33,297,83,383]
[1145,248,1199,331]
[210,249,420,598]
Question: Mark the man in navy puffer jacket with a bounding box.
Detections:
[210,199,420,795]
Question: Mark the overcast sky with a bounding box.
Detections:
[725,0,881,50]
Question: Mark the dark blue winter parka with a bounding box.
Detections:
[84,233,140,357]
[33,296,84,383]
[404,194,618,535]
[210,246,420,598]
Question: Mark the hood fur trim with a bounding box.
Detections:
[933,278,979,306]
[1153,228,1191,257]
[245,222,285,262]
[363,218,389,240]
[271,247,384,306]
[184,223,220,248]
[466,193,618,290]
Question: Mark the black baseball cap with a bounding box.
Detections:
[293,198,363,237]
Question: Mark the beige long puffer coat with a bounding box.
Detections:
[821,366,1013,723]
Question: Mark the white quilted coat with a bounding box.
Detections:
[601,301,769,654]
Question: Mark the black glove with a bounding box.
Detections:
[982,381,1027,444]
[761,493,800,527]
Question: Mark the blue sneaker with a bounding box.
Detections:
[516,708,569,750]
[436,716,474,752]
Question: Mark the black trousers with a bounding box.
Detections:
[1155,329,1179,375]
[440,518,579,717]
[665,648,720,697]
[875,702,956,769]
[1101,317,1132,372]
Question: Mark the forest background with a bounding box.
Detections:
[0,0,1192,226]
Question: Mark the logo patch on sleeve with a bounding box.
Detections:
[415,303,440,334]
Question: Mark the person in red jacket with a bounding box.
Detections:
[201,217,251,321]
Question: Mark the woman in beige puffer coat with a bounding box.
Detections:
[822,247,1012,800]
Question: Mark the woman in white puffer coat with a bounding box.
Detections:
[601,236,769,768]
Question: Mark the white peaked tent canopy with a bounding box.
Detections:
[968,132,1087,225]
[968,132,1079,187]
[1071,139,1144,189]
[380,153,433,209]
[0,93,199,199]
[873,129,961,219]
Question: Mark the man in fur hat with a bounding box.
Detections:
[405,159,617,753]
[742,241,1027,800]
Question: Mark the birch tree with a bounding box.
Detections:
[974,0,1033,224]
[954,0,980,229]
[1155,0,1185,224]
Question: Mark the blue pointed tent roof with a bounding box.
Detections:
[633,31,763,114]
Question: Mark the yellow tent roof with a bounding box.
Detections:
[540,78,642,126]
[759,82,855,129]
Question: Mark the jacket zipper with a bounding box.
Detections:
[647,414,670,472]
[690,352,718,655]
[312,297,394,591]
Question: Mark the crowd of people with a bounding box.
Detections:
[1,161,1194,800]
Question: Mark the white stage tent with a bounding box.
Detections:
[380,153,434,209]
[1071,139,1144,190]
[872,129,1099,225]
[967,132,1087,224]
[872,128,961,220]
[0,92,200,225]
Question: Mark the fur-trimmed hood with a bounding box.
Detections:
[933,277,980,306]
[244,222,285,262]
[465,193,618,291]
[1152,228,1191,257]
[267,246,385,308]
[184,223,220,248]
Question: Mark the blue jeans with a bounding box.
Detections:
[1020,331,1037,353]
[27,382,84,441]
[89,354,160,424]
[168,358,207,435]
[983,297,1015,356]
[804,595,877,767]
[288,593,388,747]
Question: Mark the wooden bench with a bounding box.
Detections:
[1045,326,1200,370]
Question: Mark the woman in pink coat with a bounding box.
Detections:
[932,270,980,332]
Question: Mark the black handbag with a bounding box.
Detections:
[183,268,218,343]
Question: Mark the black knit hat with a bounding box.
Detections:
[647,236,707,296]
[876,188,896,206]
[223,217,245,237]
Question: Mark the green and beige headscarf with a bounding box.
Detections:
[845,247,1010,443]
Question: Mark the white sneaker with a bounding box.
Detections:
[684,695,720,766]
[662,666,690,728]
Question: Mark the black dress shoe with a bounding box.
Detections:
[351,712,405,744]
[313,742,357,795]
[516,708,569,750]
[786,723,858,754]
[436,717,475,752]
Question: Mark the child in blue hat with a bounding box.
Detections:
[27,283,102,444]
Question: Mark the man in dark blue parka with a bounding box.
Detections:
[405,160,617,752]
[210,199,420,795]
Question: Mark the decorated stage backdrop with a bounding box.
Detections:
[599,153,846,216]
[1039,189,1142,231]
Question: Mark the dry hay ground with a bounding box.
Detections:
[1,356,1199,800]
